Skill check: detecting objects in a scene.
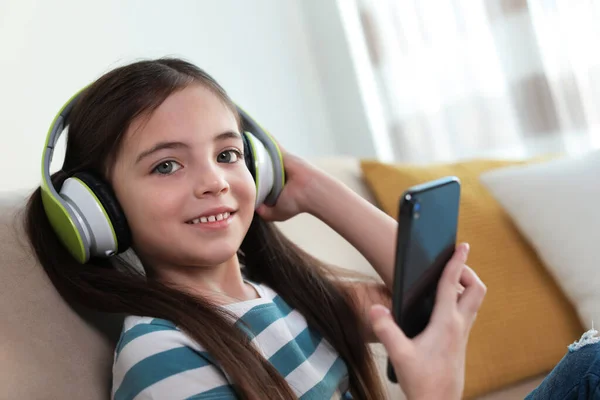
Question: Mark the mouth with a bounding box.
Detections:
[186,210,236,225]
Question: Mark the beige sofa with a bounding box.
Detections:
[0,157,546,399]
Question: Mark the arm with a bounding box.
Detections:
[255,153,486,400]
[256,155,397,342]
[300,163,486,400]
[303,171,397,342]
[305,172,397,289]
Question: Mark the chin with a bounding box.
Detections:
[179,238,243,266]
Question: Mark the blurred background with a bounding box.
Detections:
[1,0,599,192]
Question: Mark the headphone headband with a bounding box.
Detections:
[41,88,86,194]
[40,88,94,263]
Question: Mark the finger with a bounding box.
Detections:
[434,243,470,313]
[457,265,487,318]
[255,204,273,218]
[369,304,412,362]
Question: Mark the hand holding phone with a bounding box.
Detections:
[370,242,486,400]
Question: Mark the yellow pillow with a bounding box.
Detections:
[360,159,582,399]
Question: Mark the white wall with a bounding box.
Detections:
[300,0,391,161]
[0,0,349,192]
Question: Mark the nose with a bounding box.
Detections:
[193,164,230,198]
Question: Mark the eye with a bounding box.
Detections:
[152,160,183,175]
[217,149,243,164]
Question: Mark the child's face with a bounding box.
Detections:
[111,84,256,272]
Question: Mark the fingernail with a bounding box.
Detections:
[369,304,390,321]
[463,243,470,255]
[372,304,390,313]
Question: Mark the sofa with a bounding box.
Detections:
[2,153,594,399]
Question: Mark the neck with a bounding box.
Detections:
[142,254,259,305]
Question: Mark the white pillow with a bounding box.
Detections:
[479,149,600,329]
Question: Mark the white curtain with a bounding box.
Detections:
[356,0,600,163]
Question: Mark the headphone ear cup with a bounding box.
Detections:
[71,172,132,254]
[237,106,285,207]
[243,131,284,208]
[41,178,92,264]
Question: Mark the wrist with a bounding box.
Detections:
[300,169,344,218]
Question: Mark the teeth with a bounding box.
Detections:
[188,212,232,224]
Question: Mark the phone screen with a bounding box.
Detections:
[396,179,460,338]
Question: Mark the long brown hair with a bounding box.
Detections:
[24,58,386,399]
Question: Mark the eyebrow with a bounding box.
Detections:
[215,131,242,141]
[135,141,188,164]
[135,131,242,164]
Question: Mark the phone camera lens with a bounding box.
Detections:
[414,202,421,219]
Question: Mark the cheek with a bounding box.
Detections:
[119,179,184,233]
[232,168,257,207]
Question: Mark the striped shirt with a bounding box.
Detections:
[111,281,351,399]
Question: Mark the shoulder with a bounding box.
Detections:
[111,316,236,400]
[113,316,191,357]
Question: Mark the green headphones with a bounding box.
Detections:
[41,87,285,264]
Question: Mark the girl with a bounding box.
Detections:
[25,58,485,399]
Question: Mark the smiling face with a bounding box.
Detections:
[111,84,256,276]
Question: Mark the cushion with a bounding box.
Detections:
[0,192,122,399]
[360,159,583,399]
[480,149,600,332]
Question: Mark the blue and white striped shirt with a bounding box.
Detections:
[111,282,351,399]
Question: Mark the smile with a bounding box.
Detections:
[186,211,235,225]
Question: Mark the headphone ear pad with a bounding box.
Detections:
[242,132,256,180]
[71,172,132,253]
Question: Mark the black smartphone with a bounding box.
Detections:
[387,176,461,383]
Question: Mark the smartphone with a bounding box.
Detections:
[387,176,461,383]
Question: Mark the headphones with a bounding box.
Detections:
[41,87,285,264]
